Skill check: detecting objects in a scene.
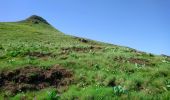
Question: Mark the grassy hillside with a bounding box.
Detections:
[0,15,170,100]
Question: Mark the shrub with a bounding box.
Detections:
[113,85,127,96]
[0,45,3,50]
[70,53,78,59]
[165,80,170,91]
[8,50,20,57]
[46,90,59,100]
[94,64,100,70]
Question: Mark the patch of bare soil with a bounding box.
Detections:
[113,56,152,66]
[73,37,89,43]
[25,52,51,58]
[0,65,73,95]
[61,46,102,54]
[78,38,88,43]
[113,56,126,63]
[108,80,116,87]
[128,58,149,65]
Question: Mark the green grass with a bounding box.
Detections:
[0,16,170,99]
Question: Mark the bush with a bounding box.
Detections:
[113,85,127,96]
[93,64,100,70]
[0,45,3,50]
[166,80,170,91]
[8,50,21,57]
[70,53,78,59]
[46,90,59,100]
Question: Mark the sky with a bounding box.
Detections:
[0,0,170,55]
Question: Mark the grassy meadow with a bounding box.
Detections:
[0,16,170,100]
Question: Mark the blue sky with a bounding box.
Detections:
[0,0,170,55]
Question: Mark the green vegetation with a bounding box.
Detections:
[0,15,170,99]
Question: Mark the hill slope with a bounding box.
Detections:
[0,15,170,99]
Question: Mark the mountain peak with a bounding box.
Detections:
[24,15,50,25]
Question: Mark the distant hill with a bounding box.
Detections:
[21,15,50,25]
[0,15,170,99]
